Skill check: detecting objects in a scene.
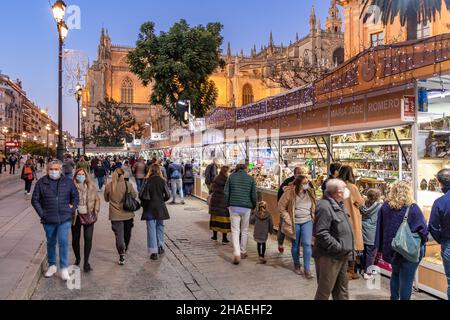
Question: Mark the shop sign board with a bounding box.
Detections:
[330,99,365,127]
[401,95,416,122]
[5,141,20,148]
[74,139,83,149]
[301,105,329,131]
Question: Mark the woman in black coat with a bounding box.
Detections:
[183,161,195,197]
[209,165,231,244]
[140,164,171,260]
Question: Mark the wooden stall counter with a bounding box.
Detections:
[194,176,209,201]
[258,188,280,230]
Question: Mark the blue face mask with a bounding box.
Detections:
[76,175,86,184]
[49,170,61,180]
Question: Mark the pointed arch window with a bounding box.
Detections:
[121,78,134,104]
[242,84,254,106]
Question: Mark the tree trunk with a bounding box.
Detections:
[406,6,418,41]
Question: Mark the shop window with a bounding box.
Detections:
[242,84,254,106]
[416,83,450,299]
[417,20,431,39]
[121,78,134,104]
[332,127,413,197]
[370,32,384,48]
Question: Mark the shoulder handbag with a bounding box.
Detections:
[391,206,422,263]
[139,179,151,201]
[78,210,98,225]
[123,181,141,212]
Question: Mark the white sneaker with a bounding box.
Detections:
[44,265,58,278]
[363,273,374,280]
[60,268,70,281]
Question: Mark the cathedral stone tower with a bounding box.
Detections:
[326,0,342,33]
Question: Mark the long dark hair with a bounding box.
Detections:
[338,165,355,184]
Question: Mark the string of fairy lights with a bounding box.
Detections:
[212,34,450,129]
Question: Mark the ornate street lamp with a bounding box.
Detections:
[75,83,83,157]
[45,124,51,158]
[52,0,69,161]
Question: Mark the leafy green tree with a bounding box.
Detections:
[128,19,225,120]
[91,98,138,147]
[21,141,55,157]
[362,0,450,40]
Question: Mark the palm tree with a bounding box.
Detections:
[361,0,450,40]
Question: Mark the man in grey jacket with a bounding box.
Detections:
[313,179,354,300]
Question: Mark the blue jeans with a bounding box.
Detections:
[146,220,165,255]
[291,220,313,271]
[43,221,71,269]
[442,241,450,300]
[97,176,105,190]
[171,179,184,202]
[390,246,424,300]
[136,179,144,193]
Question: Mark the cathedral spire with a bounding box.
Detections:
[226,42,231,61]
[310,5,317,34]
[296,32,299,42]
[268,31,274,54]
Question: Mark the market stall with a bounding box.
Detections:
[414,77,450,299]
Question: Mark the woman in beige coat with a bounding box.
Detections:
[104,168,137,265]
[72,168,100,272]
[278,175,317,279]
[339,165,365,280]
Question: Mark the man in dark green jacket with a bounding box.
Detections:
[224,160,257,265]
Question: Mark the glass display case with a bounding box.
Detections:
[248,140,281,191]
[224,142,247,167]
[281,136,329,196]
[172,147,201,169]
[415,101,449,298]
[332,127,413,197]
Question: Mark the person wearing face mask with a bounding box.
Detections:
[276,166,303,254]
[94,162,107,191]
[313,179,354,300]
[31,160,79,281]
[71,168,100,272]
[338,165,365,280]
[428,169,450,300]
[321,163,342,194]
[104,168,137,266]
[278,175,317,278]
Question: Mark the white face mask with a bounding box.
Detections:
[302,184,309,191]
[343,188,351,200]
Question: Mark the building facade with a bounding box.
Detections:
[338,0,450,60]
[0,73,59,152]
[83,1,344,137]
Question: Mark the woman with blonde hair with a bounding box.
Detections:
[72,168,100,272]
[104,168,138,265]
[139,164,171,260]
[375,181,428,300]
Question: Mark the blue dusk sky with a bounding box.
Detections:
[0,0,337,136]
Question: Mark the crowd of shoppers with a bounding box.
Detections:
[24,152,449,301]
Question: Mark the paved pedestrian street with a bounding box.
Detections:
[29,189,434,300]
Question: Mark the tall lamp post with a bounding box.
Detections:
[45,124,51,158]
[52,0,69,161]
[82,106,87,155]
[2,127,8,155]
[75,83,82,157]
